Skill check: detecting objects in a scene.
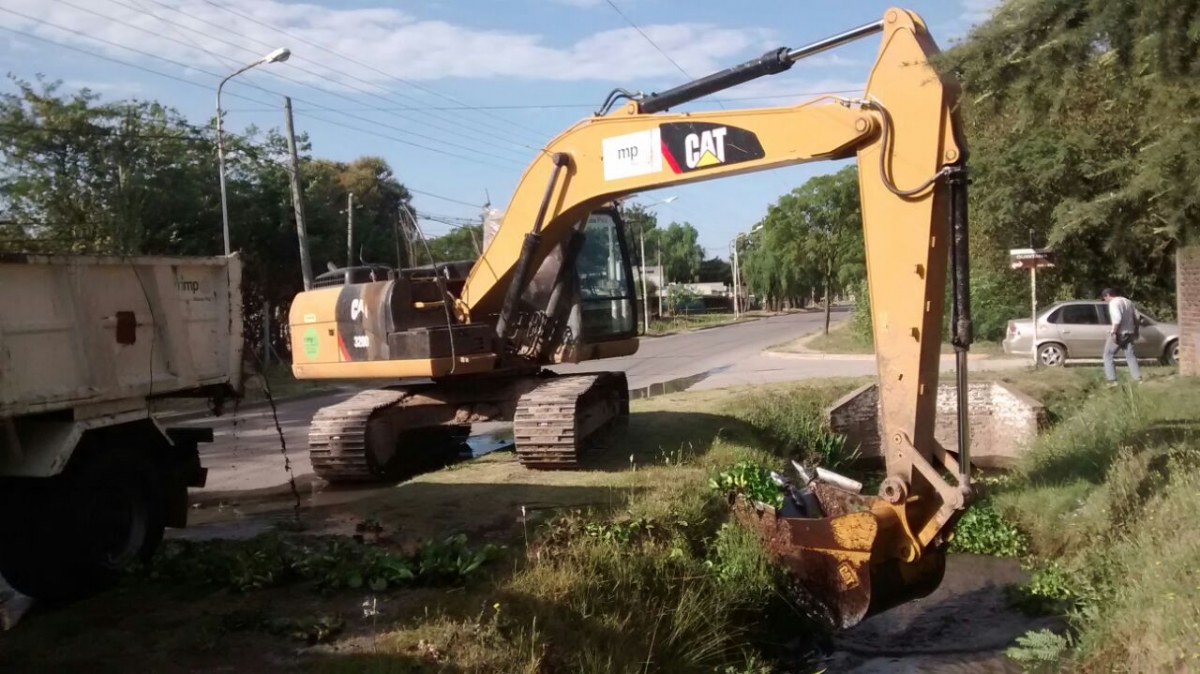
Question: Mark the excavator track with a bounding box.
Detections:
[514,372,629,469]
[309,388,469,482]
[309,389,407,481]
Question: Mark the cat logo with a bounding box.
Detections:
[684,127,728,169]
[660,122,764,174]
[350,298,368,321]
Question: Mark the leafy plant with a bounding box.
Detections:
[948,497,1027,557]
[136,533,500,594]
[710,462,784,510]
[1006,629,1072,672]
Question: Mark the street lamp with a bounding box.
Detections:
[729,224,763,319]
[216,47,291,256]
[626,195,677,331]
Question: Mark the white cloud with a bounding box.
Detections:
[0,0,780,91]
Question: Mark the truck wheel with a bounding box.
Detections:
[0,447,165,602]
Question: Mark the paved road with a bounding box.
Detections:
[182,308,1024,493]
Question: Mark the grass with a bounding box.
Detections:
[992,375,1200,671]
[5,379,864,673]
[17,365,1194,672]
[770,319,1007,357]
[646,311,773,336]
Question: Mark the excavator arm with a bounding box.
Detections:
[463,8,974,626]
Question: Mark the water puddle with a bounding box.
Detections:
[463,428,514,458]
[629,365,732,399]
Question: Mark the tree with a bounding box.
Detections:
[420,224,482,263]
[657,221,704,283]
[697,256,732,285]
[936,0,1200,328]
[0,79,415,359]
[619,202,658,268]
[741,167,864,321]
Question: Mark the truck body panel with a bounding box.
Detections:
[0,253,243,418]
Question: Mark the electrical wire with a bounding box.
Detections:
[224,89,864,113]
[85,0,543,157]
[0,9,526,168]
[196,0,550,144]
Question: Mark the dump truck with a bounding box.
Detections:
[0,253,243,601]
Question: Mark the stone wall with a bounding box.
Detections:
[826,381,1046,468]
[1178,245,1200,376]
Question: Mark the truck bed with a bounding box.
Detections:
[0,253,243,418]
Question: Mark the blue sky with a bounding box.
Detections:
[1,0,997,256]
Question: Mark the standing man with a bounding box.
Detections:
[1101,287,1142,386]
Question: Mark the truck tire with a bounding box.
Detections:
[0,446,165,603]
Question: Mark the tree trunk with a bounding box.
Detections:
[823,277,832,335]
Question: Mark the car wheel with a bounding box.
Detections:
[1037,343,1066,367]
[1162,341,1179,366]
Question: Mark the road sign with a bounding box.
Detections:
[1009,248,1055,367]
[1009,247,1056,269]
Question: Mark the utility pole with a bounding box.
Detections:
[657,244,664,318]
[640,228,650,331]
[732,243,741,319]
[283,97,313,290]
[346,192,355,267]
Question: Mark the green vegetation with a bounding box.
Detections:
[741,166,864,316]
[939,0,1200,323]
[992,378,1200,671]
[646,311,753,336]
[138,533,501,594]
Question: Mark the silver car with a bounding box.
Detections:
[1002,300,1179,367]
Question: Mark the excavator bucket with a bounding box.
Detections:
[732,483,946,629]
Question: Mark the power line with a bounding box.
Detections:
[196,0,550,144]
[407,189,483,209]
[0,9,526,169]
[603,0,694,83]
[222,89,865,113]
[91,0,541,158]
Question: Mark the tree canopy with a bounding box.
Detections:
[939,0,1200,323]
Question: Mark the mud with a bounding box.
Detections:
[817,554,1061,673]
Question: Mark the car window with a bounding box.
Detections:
[1046,308,1063,324]
[1058,304,1102,325]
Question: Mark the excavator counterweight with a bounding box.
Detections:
[289,7,973,628]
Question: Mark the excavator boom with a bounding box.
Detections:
[457,6,972,626]
[290,7,973,627]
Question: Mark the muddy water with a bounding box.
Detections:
[816,554,1061,673]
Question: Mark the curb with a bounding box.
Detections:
[761,349,1019,362]
[761,350,876,361]
[157,387,357,423]
[642,315,767,338]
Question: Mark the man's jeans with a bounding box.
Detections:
[1104,332,1141,382]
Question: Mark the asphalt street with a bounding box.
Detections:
[180,308,1024,493]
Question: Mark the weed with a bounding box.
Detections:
[135,533,500,594]
[949,496,1027,557]
[732,390,856,467]
[1006,628,1072,672]
[710,462,784,509]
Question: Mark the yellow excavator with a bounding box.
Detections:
[289,7,974,628]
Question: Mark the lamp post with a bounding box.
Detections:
[638,196,676,330]
[216,47,290,256]
[729,225,763,319]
